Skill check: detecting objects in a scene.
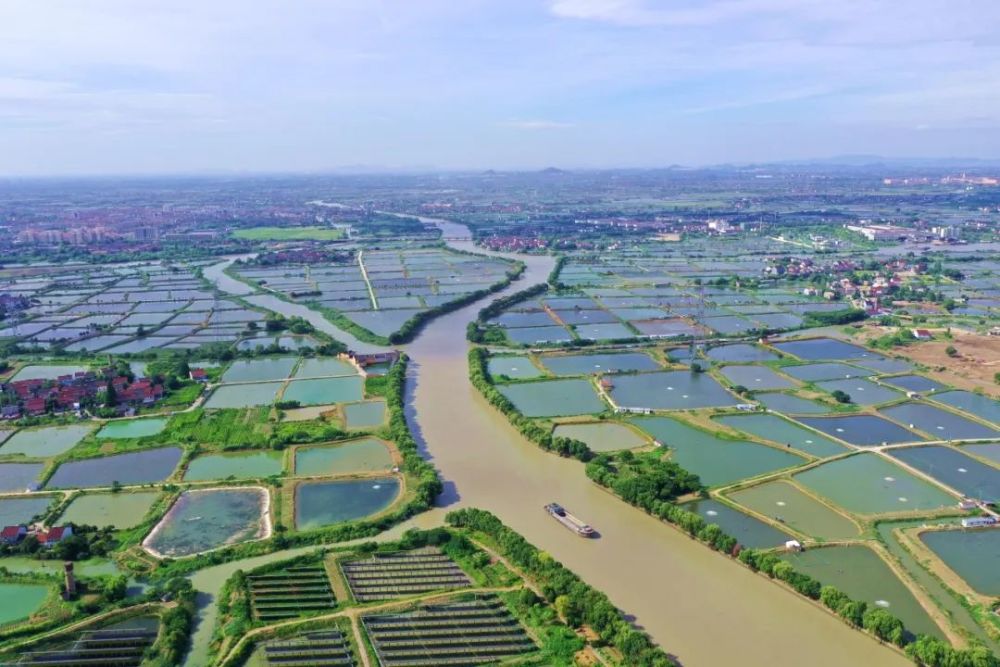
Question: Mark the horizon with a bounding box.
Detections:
[3,1,1000,177]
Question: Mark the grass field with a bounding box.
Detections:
[233,226,345,241]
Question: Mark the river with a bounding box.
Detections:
[198,219,908,666]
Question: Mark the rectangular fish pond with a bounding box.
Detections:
[221,357,297,383]
[794,453,956,515]
[0,463,44,492]
[342,400,387,429]
[728,480,860,541]
[888,446,1000,503]
[498,379,606,417]
[813,378,901,405]
[609,371,740,411]
[294,477,399,530]
[552,422,648,452]
[793,415,923,446]
[714,414,849,458]
[929,390,1000,425]
[537,351,661,376]
[779,362,874,382]
[12,365,88,381]
[204,382,283,409]
[46,447,182,489]
[95,418,168,440]
[59,491,160,529]
[487,356,543,380]
[294,438,394,476]
[881,402,999,441]
[704,344,778,363]
[781,545,942,638]
[681,498,792,549]
[0,424,93,458]
[630,417,806,487]
[144,487,270,558]
[282,376,363,406]
[0,496,54,527]
[719,365,796,391]
[920,528,1000,596]
[756,393,831,415]
[183,450,284,482]
[0,583,50,626]
[772,338,879,361]
[293,357,357,378]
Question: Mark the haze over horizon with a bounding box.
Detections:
[3,0,1000,176]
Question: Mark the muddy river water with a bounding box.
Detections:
[196,218,907,666]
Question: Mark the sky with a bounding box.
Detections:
[2,0,1000,175]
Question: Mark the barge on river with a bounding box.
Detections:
[545,503,595,537]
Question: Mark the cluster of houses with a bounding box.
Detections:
[1,368,164,419]
[0,524,73,547]
[343,350,400,377]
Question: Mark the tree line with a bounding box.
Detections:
[586,451,998,666]
[468,347,593,461]
[446,508,676,667]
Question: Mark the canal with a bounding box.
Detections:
[197,219,909,666]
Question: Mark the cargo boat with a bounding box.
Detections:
[544,503,595,537]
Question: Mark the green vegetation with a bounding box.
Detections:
[468,347,593,461]
[804,308,868,327]
[232,226,346,241]
[447,508,677,666]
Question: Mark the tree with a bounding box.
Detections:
[831,390,851,404]
[104,380,118,407]
[945,345,958,358]
[103,574,128,602]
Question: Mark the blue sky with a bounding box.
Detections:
[2,0,999,175]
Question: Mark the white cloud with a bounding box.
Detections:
[500,119,576,129]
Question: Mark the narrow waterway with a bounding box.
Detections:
[199,220,909,666]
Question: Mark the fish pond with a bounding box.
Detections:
[12,365,88,381]
[183,451,284,482]
[0,583,50,625]
[294,438,394,476]
[610,371,740,411]
[779,362,874,382]
[0,425,92,458]
[728,480,859,540]
[794,454,955,515]
[814,378,901,405]
[794,415,922,446]
[552,422,648,452]
[756,393,831,415]
[283,377,363,406]
[204,382,283,409]
[221,358,297,383]
[59,491,160,529]
[0,463,44,492]
[881,402,999,441]
[704,344,778,363]
[342,400,387,429]
[630,417,805,486]
[715,414,849,458]
[0,496,53,526]
[963,443,1000,466]
[487,356,543,380]
[681,498,791,548]
[537,351,660,376]
[294,477,399,530]
[46,447,182,489]
[498,379,606,417]
[719,365,796,391]
[145,487,269,557]
[929,391,1000,425]
[293,357,356,378]
[95,418,168,440]
[772,338,876,361]
[921,529,1000,596]
[888,446,1000,502]
[781,545,941,638]
[881,375,946,394]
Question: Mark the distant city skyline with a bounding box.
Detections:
[2,0,1000,176]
